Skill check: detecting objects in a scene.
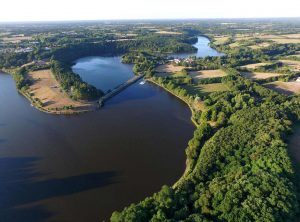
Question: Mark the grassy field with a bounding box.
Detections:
[1,35,32,43]
[27,69,96,113]
[279,60,300,71]
[241,71,283,79]
[189,69,226,82]
[155,30,181,35]
[256,33,300,44]
[264,81,300,95]
[240,62,270,69]
[155,64,185,77]
[213,35,230,45]
[214,32,300,48]
[183,83,230,96]
[248,42,271,49]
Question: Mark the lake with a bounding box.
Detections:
[169,36,224,59]
[72,56,134,93]
[0,73,194,222]
[0,36,221,222]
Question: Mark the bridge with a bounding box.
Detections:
[98,74,144,106]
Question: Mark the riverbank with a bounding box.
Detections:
[146,78,199,127]
[146,78,200,188]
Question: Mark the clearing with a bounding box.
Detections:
[279,60,300,71]
[256,34,300,44]
[264,81,300,95]
[240,63,270,69]
[1,35,32,43]
[241,72,282,79]
[155,64,185,76]
[213,35,230,45]
[189,69,227,82]
[183,83,230,96]
[155,31,182,35]
[248,42,271,49]
[27,69,96,113]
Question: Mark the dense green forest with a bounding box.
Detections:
[111,72,300,222]
[50,60,102,100]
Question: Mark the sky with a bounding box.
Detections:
[1,0,299,22]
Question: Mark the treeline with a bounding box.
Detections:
[255,72,300,84]
[122,52,161,77]
[50,60,102,100]
[11,67,30,91]
[111,72,300,222]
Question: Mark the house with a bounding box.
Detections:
[296,77,300,82]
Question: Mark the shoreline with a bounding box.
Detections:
[1,70,98,115]
[146,78,198,188]
[2,69,145,115]
[146,78,199,127]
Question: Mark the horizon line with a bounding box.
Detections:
[1,16,300,24]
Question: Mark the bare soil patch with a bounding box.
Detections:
[27,70,96,113]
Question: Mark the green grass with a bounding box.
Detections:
[183,83,230,96]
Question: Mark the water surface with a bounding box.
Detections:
[72,56,134,92]
[0,36,222,222]
[0,72,194,222]
[170,36,224,59]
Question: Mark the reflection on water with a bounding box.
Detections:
[170,36,224,59]
[72,56,134,92]
[0,36,223,222]
[0,73,194,221]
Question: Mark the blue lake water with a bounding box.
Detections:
[170,36,224,59]
[72,56,134,92]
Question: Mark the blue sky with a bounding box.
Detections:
[1,0,299,22]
